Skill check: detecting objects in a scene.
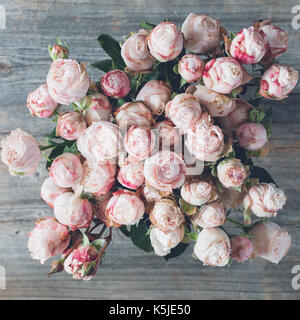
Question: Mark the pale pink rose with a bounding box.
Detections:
[121,29,154,71]
[186,84,236,117]
[136,80,171,115]
[53,192,93,230]
[28,217,70,264]
[243,183,287,218]
[56,112,86,141]
[185,113,224,162]
[148,22,183,62]
[194,227,230,267]
[84,93,112,126]
[49,153,83,188]
[230,27,268,65]
[165,93,202,134]
[259,64,298,100]
[150,199,184,233]
[77,121,122,162]
[178,54,204,83]
[230,236,254,263]
[41,177,70,208]
[138,184,170,203]
[100,69,130,99]
[217,158,247,189]
[218,187,246,209]
[182,13,220,54]
[49,43,69,60]
[1,128,41,176]
[191,201,226,228]
[236,122,268,151]
[154,121,181,149]
[203,57,251,94]
[114,101,154,130]
[117,162,144,190]
[47,59,90,105]
[150,225,184,256]
[106,190,145,225]
[27,84,58,118]
[124,126,156,161]
[95,192,121,228]
[144,150,186,192]
[249,221,291,264]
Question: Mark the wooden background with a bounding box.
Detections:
[0,0,300,300]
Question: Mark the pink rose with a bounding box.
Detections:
[77,121,122,163]
[117,162,145,190]
[144,150,186,192]
[47,59,90,105]
[230,27,268,65]
[1,128,41,176]
[249,221,291,264]
[121,29,154,71]
[230,236,254,263]
[95,192,121,228]
[106,190,145,225]
[100,69,130,99]
[154,121,181,149]
[138,184,169,203]
[41,177,70,208]
[236,122,268,151]
[178,54,204,83]
[27,84,58,118]
[165,93,202,134]
[148,22,183,62]
[56,112,86,140]
[136,80,171,115]
[182,13,220,54]
[259,64,298,100]
[203,57,251,94]
[193,228,230,267]
[84,93,112,126]
[54,192,93,230]
[28,217,70,264]
[243,183,287,218]
[217,158,247,189]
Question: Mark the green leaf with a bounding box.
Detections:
[119,225,130,238]
[173,64,179,74]
[81,232,90,246]
[91,59,113,72]
[139,21,156,30]
[91,239,106,251]
[63,142,79,155]
[179,198,196,216]
[164,243,189,261]
[250,166,277,186]
[179,77,187,89]
[228,31,236,40]
[130,219,153,252]
[186,232,199,242]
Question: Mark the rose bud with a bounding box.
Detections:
[185,113,224,162]
[81,160,116,197]
[1,128,41,176]
[150,199,184,234]
[106,190,145,225]
[147,22,183,62]
[203,57,251,94]
[54,192,93,230]
[136,80,171,115]
[144,150,186,192]
[117,161,144,190]
[230,236,254,263]
[178,54,204,83]
[95,193,121,228]
[191,201,226,228]
[249,221,291,264]
[182,13,220,54]
[41,177,70,208]
[236,122,268,151]
[100,69,130,99]
[27,217,70,264]
[114,101,154,130]
[124,126,156,161]
[153,121,181,149]
[49,41,69,60]
[259,64,298,100]
[56,112,86,141]
[243,183,287,218]
[230,27,268,65]
[219,99,252,132]
[84,93,112,126]
[49,153,83,188]
[165,93,202,134]
[194,227,231,267]
[217,158,247,189]
[26,84,58,118]
[121,29,154,71]
[47,59,90,105]
[186,84,235,117]
[77,121,122,163]
[150,225,184,256]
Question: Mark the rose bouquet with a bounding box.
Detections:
[1,14,298,280]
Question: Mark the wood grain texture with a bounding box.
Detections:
[0,0,300,300]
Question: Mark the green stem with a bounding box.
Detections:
[226,217,249,231]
